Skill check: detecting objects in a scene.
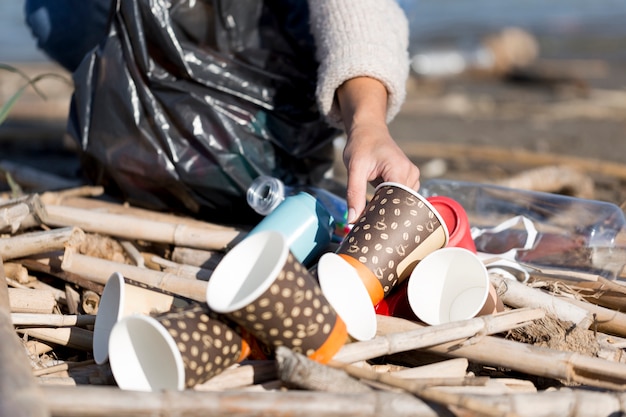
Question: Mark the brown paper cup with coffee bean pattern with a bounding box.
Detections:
[108,303,250,391]
[336,182,449,305]
[206,230,347,364]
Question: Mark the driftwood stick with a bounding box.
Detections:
[0,226,85,261]
[25,340,55,356]
[8,288,57,314]
[376,315,626,390]
[0,257,50,417]
[39,186,105,205]
[171,246,225,269]
[276,346,373,393]
[40,204,244,251]
[39,193,239,232]
[148,254,214,281]
[32,359,96,377]
[19,256,105,294]
[490,274,593,329]
[462,388,626,417]
[16,326,93,351]
[558,296,626,338]
[391,358,469,380]
[11,313,96,327]
[61,249,207,302]
[4,261,31,284]
[334,308,544,363]
[329,360,521,417]
[41,385,445,417]
[195,360,278,392]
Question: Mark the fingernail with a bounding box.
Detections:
[347,208,357,224]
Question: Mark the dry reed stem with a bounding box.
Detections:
[334,308,544,363]
[329,360,520,417]
[60,249,207,302]
[0,226,85,261]
[40,204,243,251]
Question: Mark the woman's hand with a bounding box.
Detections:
[337,77,420,223]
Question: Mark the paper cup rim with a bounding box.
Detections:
[317,253,377,341]
[206,230,290,313]
[93,272,126,365]
[407,247,489,325]
[374,182,450,245]
[109,314,186,391]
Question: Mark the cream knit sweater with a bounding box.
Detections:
[307,0,410,127]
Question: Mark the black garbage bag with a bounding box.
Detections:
[67,0,340,224]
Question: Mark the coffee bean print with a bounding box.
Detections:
[337,183,446,296]
[227,252,338,357]
[158,304,245,388]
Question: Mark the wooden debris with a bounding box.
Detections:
[1,184,626,417]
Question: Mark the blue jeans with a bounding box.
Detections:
[24,0,113,72]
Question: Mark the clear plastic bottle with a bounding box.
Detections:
[246,176,351,241]
[419,178,626,280]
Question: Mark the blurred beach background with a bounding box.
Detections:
[4,1,626,62]
[2,0,626,205]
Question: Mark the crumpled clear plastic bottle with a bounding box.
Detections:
[419,178,626,280]
[246,176,351,242]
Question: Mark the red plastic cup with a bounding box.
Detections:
[375,196,477,320]
[427,196,476,253]
[374,280,418,321]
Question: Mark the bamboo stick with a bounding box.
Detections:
[148,254,214,280]
[195,361,279,392]
[0,257,50,417]
[19,256,105,294]
[61,249,207,302]
[460,388,626,417]
[32,360,96,377]
[39,193,241,232]
[40,204,244,251]
[329,360,521,417]
[0,194,48,233]
[557,295,626,338]
[0,226,85,261]
[16,327,93,351]
[9,288,57,314]
[276,346,373,393]
[4,261,31,283]
[490,274,593,329]
[391,358,469,380]
[39,186,105,205]
[334,308,544,363]
[0,201,31,232]
[41,385,444,417]
[25,340,55,356]
[376,315,626,390]
[11,313,96,327]
[171,246,225,269]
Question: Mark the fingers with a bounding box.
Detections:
[345,161,369,224]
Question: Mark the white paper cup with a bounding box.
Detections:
[316,253,377,341]
[108,304,248,391]
[407,247,490,325]
[206,231,348,363]
[93,272,189,364]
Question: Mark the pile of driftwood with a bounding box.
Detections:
[3,177,626,417]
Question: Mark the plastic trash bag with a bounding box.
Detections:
[67,0,340,223]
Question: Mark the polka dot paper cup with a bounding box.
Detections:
[206,230,348,364]
[108,303,250,391]
[93,272,193,365]
[335,182,449,306]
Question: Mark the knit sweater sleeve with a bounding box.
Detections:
[307,0,410,127]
